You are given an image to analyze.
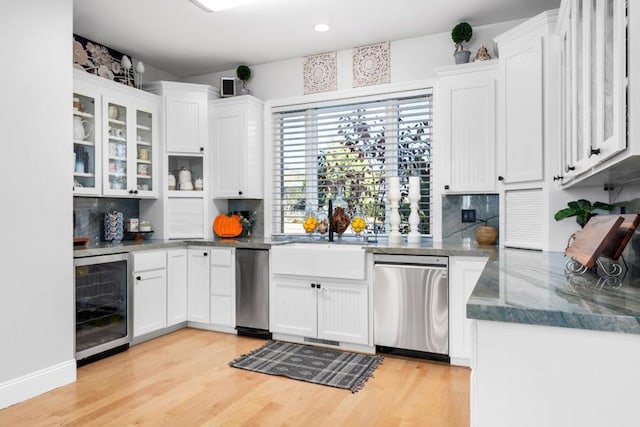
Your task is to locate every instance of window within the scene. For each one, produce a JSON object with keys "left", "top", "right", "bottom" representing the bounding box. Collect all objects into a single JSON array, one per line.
[{"left": 271, "top": 91, "right": 433, "bottom": 236}]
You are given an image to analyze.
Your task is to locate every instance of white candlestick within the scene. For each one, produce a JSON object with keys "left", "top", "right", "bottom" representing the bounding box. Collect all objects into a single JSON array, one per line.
[
  {"left": 407, "top": 176, "right": 421, "bottom": 244},
  {"left": 388, "top": 177, "right": 402, "bottom": 245}
]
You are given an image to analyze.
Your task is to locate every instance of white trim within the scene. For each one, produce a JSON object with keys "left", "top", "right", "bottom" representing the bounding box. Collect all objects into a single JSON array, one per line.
[
  {"left": 266, "top": 79, "right": 437, "bottom": 110},
  {"left": 494, "top": 9, "right": 559, "bottom": 44},
  {"left": 0, "top": 360, "right": 76, "bottom": 409}
]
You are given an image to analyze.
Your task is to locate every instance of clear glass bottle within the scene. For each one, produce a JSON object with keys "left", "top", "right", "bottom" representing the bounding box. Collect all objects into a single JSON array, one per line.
[{"left": 331, "top": 189, "right": 350, "bottom": 238}]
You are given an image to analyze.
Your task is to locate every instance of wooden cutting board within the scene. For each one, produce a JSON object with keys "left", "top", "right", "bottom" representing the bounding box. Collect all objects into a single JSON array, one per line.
[
  {"left": 565, "top": 215, "right": 624, "bottom": 268},
  {"left": 601, "top": 213, "right": 640, "bottom": 260}
]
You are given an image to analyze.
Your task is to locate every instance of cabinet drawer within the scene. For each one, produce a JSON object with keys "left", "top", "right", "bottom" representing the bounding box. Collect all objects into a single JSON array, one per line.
[
  {"left": 132, "top": 250, "right": 166, "bottom": 272},
  {"left": 210, "top": 248, "right": 232, "bottom": 266}
]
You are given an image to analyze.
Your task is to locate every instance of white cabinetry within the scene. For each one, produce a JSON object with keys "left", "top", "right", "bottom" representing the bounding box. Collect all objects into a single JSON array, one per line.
[
  {"left": 146, "top": 82, "right": 214, "bottom": 154},
  {"left": 73, "top": 78, "right": 102, "bottom": 196},
  {"left": 449, "top": 256, "right": 488, "bottom": 367},
  {"left": 271, "top": 276, "right": 369, "bottom": 346},
  {"left": 73, "top": 69, "right": 160, "bottom": 198},
  {"left": 102, "top": 96, "right": 159, "bottom": 197},
  {"left": 166, "top": 248, "right": 188, "bottom": 326},
  {"left": 209, "top": 247, "right": 235, "bottom": 330},
  {"left": 495, "top": 11, "right": 558, "bottom": 251},
  {"left": 558, "top": 0, "right": 627, "bottom": 184},
  {"left": 142, "top": 82, "right": 222, "bottom": 240},
  {"left": 211, "top": 95, "right": 264, "bottom": 199},
  {"left": 187, "top": 248, "right": 210, "bottom": 323},
  {"left": 132, "top": 251, "right": 167, "bottom": 338},
  {"left": 270, "top": 245, "right": 372, "bottom": 350},
  {"left": 436, "top": 61, "right": 497, "bottom": 193}
]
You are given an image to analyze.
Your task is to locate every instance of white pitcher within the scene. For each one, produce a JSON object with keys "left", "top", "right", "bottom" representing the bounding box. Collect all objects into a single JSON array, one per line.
[{"left": 73, "top": 116, "right": 92, "bottom": 140}]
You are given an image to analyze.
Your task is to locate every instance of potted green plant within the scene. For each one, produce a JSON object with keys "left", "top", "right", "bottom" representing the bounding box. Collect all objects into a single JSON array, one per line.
[
  {"left": 236, "top": 65, "right": 251, "bottom": 95},
  {"left": 451, "top": 22, "right": 473, "bottom": 64},
  {"left": 554, "top": 199, "right": 614, "bottom": 228}
]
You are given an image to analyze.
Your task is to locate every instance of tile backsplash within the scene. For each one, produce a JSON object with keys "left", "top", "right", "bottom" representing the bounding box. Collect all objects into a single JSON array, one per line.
[
  {"left": 74, "top": 197, "right": 139, "bottom": 243},
  {"left": 442, "top": 194, "right": 499, "bottom": 243}
]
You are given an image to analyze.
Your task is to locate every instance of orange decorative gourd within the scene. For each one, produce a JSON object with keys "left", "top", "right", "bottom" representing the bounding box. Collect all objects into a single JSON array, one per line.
[{"left": 213, "top": 213, "right": 243, "bottom": 238}]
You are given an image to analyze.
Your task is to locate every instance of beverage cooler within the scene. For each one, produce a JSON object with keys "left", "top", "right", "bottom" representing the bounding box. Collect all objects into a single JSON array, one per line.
[{"left": 74, "top": 252, "right": 130, "bottom": 364}]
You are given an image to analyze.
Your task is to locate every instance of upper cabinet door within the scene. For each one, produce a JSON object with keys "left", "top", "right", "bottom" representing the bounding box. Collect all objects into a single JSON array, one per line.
[
  {"left": 500, "top": 36, "right": 544, "bottom": 184},
  {"left": 437, "top": 62, "right": 498, "bottom": 194},
  {"left": 165, "top": 95, "right": 208, "bottom": 154},
  {"left": 102, "top": 98, "right": 133, "bottom": 196},
  {"left": 559, "top": 0, "right": 627, "bottom": 182},
  {"left": 210, "top": 96, "right": 264, "bottom": 199},
  {"left": 73, "top": 80, "right": 102, "bottom": 196}
]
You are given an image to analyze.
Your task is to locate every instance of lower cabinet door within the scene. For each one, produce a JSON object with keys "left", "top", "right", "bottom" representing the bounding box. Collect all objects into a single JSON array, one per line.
[
  {"left": 167, "top": 249, "right": 188, "bottom": 326},
  {"left": 449, "top": 256, "right": 488, "bottom": 366},
  {"left": 187, "top": 249, "right": 210, "bottom": 323},
  {"left": 317, "top": 282, "right": 368, "bottom": 345},
  {"left": 271, "top": 277, "right": 317, "bottom": 337},
  {"left": 133, "top": 269, "right": 167, "bottom": 337}
]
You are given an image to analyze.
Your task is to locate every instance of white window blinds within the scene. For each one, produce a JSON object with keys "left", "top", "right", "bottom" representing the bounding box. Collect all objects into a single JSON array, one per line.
[{"left": 271, "top": 91, "right": 433, "bottom": 236}]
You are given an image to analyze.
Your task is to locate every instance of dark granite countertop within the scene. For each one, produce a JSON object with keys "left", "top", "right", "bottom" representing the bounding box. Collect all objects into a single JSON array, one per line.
[
  {"left": 467, "top": 248, "right": 640, "bottom": 335},
  {"left": 73, "top": 236, "right": 496, "bottom": 258}
]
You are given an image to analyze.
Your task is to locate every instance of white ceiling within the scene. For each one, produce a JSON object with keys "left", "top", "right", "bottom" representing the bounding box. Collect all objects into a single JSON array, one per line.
[{"left": 73, "top": 0, "right": 560, "bottom": 78}]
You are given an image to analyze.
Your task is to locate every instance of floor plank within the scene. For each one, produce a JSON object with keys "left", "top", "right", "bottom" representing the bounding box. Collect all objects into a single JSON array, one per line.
[{"left": 0, "top": 329, "right": 470, "bottom": 426}]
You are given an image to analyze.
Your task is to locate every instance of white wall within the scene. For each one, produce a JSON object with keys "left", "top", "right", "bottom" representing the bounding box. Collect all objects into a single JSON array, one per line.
[
  {"left": 0, "top": 0, "right": 76, "bottom": 408},
  {"left": 185, "top": 19, "right": 525, "bottom": 100}
]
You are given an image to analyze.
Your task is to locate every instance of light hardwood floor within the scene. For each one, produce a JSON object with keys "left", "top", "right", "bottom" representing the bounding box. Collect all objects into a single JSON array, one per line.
[{"left": 0, "top": 329, "right": 470, "bottom": 426}]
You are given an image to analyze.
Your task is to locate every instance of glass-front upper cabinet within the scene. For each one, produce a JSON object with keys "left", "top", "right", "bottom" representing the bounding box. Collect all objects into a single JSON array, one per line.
[
  {"left": 135, "top": 108, "right": 155, "bottom": 195},
  {"left": 102, "top": 96, "right": 158, "bottom": 198},
  {"left": 104, "top": 101, "right": 130, "bottom": 195},
  {"left": 558, "top": 0, "right": 627, "bottom": 182},
  {"left": 73, "top": 80, "right": 102, "bottom": 196}
]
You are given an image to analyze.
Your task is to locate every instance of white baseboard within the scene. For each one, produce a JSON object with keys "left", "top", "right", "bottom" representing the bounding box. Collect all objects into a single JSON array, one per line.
[{"left": 0, "top": 359, "right": 76, "bottom": 409}]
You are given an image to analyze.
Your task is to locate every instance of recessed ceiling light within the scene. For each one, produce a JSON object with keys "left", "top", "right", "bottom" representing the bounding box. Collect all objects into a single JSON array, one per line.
[
  {"left": 189, "top": 0, "right": 253, "bottom": 12},
  {"left": 314, "top": 23, "right": 330, "bottom": 32}
]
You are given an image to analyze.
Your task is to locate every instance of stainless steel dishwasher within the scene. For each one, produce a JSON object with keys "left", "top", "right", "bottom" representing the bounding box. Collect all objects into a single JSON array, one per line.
[
  {"left": 374, "top": 255, "right": 449, "bottom": 361},
  {"left": 235, "top": 248, "right": 271, "bottom": 339}
]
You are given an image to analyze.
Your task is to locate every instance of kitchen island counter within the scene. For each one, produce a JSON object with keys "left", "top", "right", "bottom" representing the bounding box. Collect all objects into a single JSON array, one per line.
[{"left": 467, "top": 248, "right": 640, "bottom": 334}]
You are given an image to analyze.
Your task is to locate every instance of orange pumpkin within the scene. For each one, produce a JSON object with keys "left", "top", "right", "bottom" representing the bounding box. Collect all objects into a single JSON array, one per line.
[{"left": 213, "top": 213, "right": 243, "bottom": 237}]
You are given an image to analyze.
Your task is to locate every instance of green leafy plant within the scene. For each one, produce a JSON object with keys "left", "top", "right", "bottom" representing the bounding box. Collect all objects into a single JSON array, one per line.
[
  {"left": 451, "top": 22, "right": 473, "bottom": 46},
  {"left": 236, "top": 65, "right": 251, "bottom": 82},
  {"left": 554, "top": 199, "right": 614, "bottom": 228}
]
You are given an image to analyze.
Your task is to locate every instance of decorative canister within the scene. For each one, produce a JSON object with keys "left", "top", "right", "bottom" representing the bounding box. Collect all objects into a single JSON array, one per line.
[
  {"left": 104, "top": 211, "right": 124, "bottom": 242},
  {"left": 475, "top": 225, "right": 497, "bottom": 245},
  {"left": 194, "top": 176, "right": 203, "bottom": 191},
  {"left": 168, "top": 173, "right": 176, "bottom": 190}
]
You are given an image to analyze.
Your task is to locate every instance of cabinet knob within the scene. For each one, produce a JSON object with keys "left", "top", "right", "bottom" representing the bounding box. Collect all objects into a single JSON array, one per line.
[
  {"left": 200, "top": 147, "right": 204, "bottom": 152},
  {"left": 134, "top": 190, "right": 138, "bottom": 195},
  {"left": 553, "top": 175, "right": 564, "bottom": 182},
  {"left": 128, "top": 189, "right": 134, "bottom": 194},
  {"left": 444, "top": 185, "right": 450, "bottom": 190},
  {"left": 498, "top": 176, "right": 504, "bottom": 181},
  {"left": 311, "top": 283, "right": 316, "bottom": 288},
  {"left": 136, "top": 276, "right": 141, "bottom": 281},
  {"left": 590, "top": 147, "right": 601, "bottom": 156},
  {"left": 316, "top": 283, "right": 321, "bottom": 289},
  {"left": 238, "top": 191, "right": 243, "bottom": 196},
  {"left": 203, "top": 252, "right": 208, "bottom": 256},
  {"left": 567, "top": 165, "right": 576, "bottom": 171}
]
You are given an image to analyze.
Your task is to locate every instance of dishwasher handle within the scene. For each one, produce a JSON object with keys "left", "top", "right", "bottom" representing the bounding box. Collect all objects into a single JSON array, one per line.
[{"left": 374, "top": 254, "right": 448, "bottom": 268}]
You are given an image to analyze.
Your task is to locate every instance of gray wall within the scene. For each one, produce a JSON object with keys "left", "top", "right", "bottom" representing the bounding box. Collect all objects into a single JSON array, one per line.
[{"left": 0, "top": 0, "right": 75, "bottom": 407}]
